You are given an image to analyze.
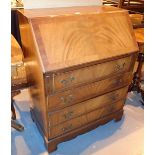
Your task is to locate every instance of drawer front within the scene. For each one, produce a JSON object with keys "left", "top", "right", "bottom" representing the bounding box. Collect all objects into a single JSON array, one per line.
[
  {"left": 48, "top": 87, "right": 128, "bottom": 126},
  {"left": 48, "top": 100, "right": 124, "bottom": 139},
  {"left": 86, "top": 100, "right": 124, "bottom": 124},
  {"left": 45, "top": 56, "right": 134, "bottom": 94},
  {"left": 47, "top": 72, "right": 132, "bottom": 111}
]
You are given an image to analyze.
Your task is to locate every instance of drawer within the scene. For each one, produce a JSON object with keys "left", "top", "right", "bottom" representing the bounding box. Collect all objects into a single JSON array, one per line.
[
  {"left": 45, "top": 55, "right": 134, "bottom": 94},
  {"left": 86, "top": 100, "right": 124, "bottom": 124},
  {"left": 48, "top": 87, "right": 128, "bottom": 126},
  {"left": 47, "top": 72, "right": 132, "bottom": 111},
  {"left": 48, "top": 100, "right": 124, "bottom": 139}
]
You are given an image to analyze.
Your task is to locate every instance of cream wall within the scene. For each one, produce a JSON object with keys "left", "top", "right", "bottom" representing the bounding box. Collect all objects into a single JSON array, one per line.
[{"left": 24, "top": 0, "right": 102, "bottom": 9}]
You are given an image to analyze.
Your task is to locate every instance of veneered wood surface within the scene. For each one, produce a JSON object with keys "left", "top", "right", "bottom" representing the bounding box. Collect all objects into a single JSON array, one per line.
[
  {"left": 47, "top": 72, "right": 132, "bottom": 111},
  {"left": 48, "top": 87, "right": 128, "bottom": 126},
  {"left": 31, "top": 107, "right": 123, "bottom": 152},
  {"left": 18, "top": 13, "right": 48, "bottom": 136},
  {"left": 47, "top": 56, "right": 133, "bottom": 93},
  {"left": 129, "top": 14, "right": 144, "bottom": 25},
  {"left": 134, "top": 28, "right": 144, "bottom": 43},
  {"left": 18, "top": 6, "right": 138, "bottom": 72},
  {"left": 134, "top": 28, "right": 144, "bottom": 53},
  {"left": 17, "top": 6, "right": 138, "bottom": 153},
  {"left": 11, "top": 35, "right": 27, "bottom": 85},
  {"left": 48, "top": 100, "right": 124, "bottom": 139},
  {"left": 11, "top": 35, "right": 23, "bottom": 63}
]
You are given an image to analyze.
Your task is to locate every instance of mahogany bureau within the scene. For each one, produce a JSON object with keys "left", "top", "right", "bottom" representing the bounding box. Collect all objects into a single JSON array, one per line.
[{"left": 18, "top": 6, "right": 139, "bottom": 153}]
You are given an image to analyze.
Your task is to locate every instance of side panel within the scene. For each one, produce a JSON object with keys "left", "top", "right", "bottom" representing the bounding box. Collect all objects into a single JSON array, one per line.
[{"left": 18, "top": 12, "right": 48, "bottom": 137}]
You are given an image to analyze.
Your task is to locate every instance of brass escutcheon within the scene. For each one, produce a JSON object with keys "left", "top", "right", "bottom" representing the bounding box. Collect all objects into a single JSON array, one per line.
[
  {"left": 60, "top": 76, "right": 75, "bottom": 86},
  {"left": 63, "top": 111, "right": 74, "bottom": 119},
  {"left": 111, "top": 93, "right": 119, "bottom": 101},
  {"left": 115, "top": 62, "right": 126, "bottom": 71},
  {"left": 60, "top": 94, "right": 74, "bottom": 104}
]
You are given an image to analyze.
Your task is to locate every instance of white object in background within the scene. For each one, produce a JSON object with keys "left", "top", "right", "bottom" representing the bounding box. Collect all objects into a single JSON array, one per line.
[{"left": 24, "top": 0, "right": 102, "bottom": 9}]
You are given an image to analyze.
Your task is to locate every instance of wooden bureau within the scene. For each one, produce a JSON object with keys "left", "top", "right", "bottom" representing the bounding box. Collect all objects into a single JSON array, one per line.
[{"left": 18, "top": 6, "right": 138, "bottom": 153}]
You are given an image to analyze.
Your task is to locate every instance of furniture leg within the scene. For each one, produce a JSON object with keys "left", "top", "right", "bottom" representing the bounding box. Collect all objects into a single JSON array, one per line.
[
  {"left": 128, "top": 53, "right": 144, "bottom": 95},
  {"left": 11, "top": 99, "right": 16, "bottom": 120},
  {"left": 114, "top": 110, "right": 123, "bottom": 122},
  {"left": 11, "top": 120, "right": 24, "bottom": 131},
  {"left": 11, "top": 90, "right": 24, "bottom": 131}
]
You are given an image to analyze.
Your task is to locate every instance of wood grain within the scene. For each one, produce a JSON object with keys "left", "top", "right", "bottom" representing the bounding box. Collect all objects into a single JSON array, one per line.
[
  {"left": 47, "top": 72, "right": 132, "bottom": 111},
  {"left": 18, "top": 12, "right": 48, "bottom": 137},
  {"left": 31, "top": 108, "right": 123, "bottom": 152},
  {"left": 49, "top": 56, "right": 133, "bottom": 92},
  {"left": 134, "top": 28, "right": 144, "bottom": 43},
  {"left": 19, "top": 6, "right": 138, "bottom": 72},
  {"left": 134, "top": 28, "right": 144, "bottom": 53},
  {"left": 11, "top": 34, "right": 23, "bottom": 63},
  {"left": 11, "top": 34, "right": 27, "bottom": 85},
  {"left": 48, "top": 100, "right": 124, "bottom": 139},
  {"left": 48, "top": 87, "right": 128, "bottom": 126},
  {"left": 18, "top": 6, "right": 138, "bottom": 153}
]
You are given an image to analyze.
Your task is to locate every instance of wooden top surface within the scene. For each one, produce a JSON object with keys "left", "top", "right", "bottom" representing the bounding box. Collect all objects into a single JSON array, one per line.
[
  {"left": 134, "top": 28, "right": 144, "bottom": 43},
  {"left": 11, "top": 35, "right": 23, "bottom": 63},
  {"left": 18, "top": 6, "right": 138, "bottom": 72},
  {"left": 18, "top": 5, "right": 125, "bottom": 19}
]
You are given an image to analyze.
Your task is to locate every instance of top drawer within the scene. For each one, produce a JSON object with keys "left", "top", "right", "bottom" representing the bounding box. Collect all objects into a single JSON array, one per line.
[{"left": 45, "top": 55, "right": 134, "bottom": 94}]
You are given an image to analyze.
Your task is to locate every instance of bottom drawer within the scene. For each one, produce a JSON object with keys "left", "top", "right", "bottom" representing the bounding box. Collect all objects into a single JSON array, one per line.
[{"left": 48, "top": 100, "right": 124, "bottom": 139}]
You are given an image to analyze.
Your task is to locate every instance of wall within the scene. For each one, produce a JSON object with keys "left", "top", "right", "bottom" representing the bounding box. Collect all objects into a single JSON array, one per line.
[{"left": 24, "top": 0, "right": 102, "bottom": 9}]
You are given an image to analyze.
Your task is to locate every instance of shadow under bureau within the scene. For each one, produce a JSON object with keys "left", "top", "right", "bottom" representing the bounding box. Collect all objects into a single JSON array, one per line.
[{"left": 18, "top": 5, "right": 139, "bottom": 153}]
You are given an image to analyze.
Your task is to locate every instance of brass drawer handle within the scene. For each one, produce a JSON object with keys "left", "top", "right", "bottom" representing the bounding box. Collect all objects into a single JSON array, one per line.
[
  {"left": 60, "top": 76, "right": 75, "bottom": 86},
  {"left": 111, "top": 78, "right": 123, "bottom": 87},
  {"left": 63, "top": 111, "right": 74, "bottom": 120},
  {"left": 115, "top": 63, "right": 126, "bottom": 71},
  {"left": 113, "top": 79, "right": 123, "bottom": 85},
  {"left": 61, "top": 124, "right": 73, "bottom": 132},
  {"left": 60, "top": 95, "right": 74, "bottom": 104},
  {"left": 117, "top": 79, "right": 123, "bottom": 84}
]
